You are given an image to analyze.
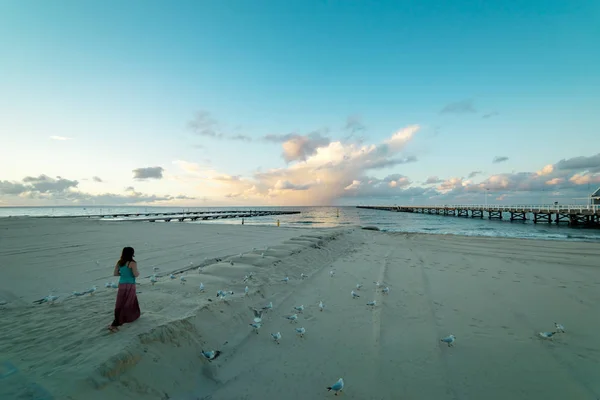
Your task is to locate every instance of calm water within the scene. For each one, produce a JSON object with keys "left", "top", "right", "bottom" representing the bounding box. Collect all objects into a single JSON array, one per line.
[{"left": 1, "top": 206, "right": 600, "bottom": 243}]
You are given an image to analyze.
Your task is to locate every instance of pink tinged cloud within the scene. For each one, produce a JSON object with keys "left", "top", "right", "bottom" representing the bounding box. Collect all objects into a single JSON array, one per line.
[
  {"left": 569, "top": 173, "right": 600, "bottom": 185},
  {"left": 545, "top": 178, "right": 564, "bottom": 185},
  {"left": 205, "top": 124, "right": 421, "bottom": 205}
]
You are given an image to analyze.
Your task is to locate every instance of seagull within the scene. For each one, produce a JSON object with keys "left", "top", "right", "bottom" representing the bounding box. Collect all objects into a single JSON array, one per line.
[
  {"left": 282, "top": 277, "right": 289, "bottom": 283},
  {"left": 201, "top": 350, "right": 222, "bottom": 362},
  {"left": 329, "top": 270, "right": 335, "bottom": 277},
  {"left": 301, "top": 273, "right": 308, "bottom": 279},
  {"left": 34, "top": 294, "right": 59, "bottom": 304},
  {"left": 104, "top": 282, "right": 112, "bottom": 288},
  {"left": 199, "top": 282, "right": 205, "bottom": 292},
  {"left": 295, "top": 327, "right": 306, "bottom": 337},
  {"left": 356, "top": 283, "right": 362, "bottom": 290},
  {"left": 249, "top": 307, "right": 263, "bottom": 323},
  {"left": 294, "top": 305, "right": 304, "bottom": 313},
  {"left": 318, "top": 300, "right": 325, "bottom": 311},
  {"left": 554, "top": 323, "right": 565, "bottom": 333},
  {"left": 285, "top": 314, "right": 298, "bottom": 323},
  {"left": 261, "top": 253, "right": 265, "bottom": 258},
  {"left": 150, "top": 275, "right": 158, "bottom": 285},
  {"left": 252, "top": 247, "right": 257, "bottom": 251},
  {"left": 170, "top": 274, "right": 176, "bottom": 279},
  {"left": 153, "top": 267, "right": 160, "bottom": 272},
  {"left": 229, "top": 260, "right": 234, "bottom": 266},
  {"left": 180, "top": 276, "right": 187, "bottom": 284},
  {"left": 538, "top": 331, "right": 557, "bottom": 340},
  {"left": 374, "top": 281, "right": 382, "bottom": 288},
  {"left": 249, "top": 322, "right": 261, "bottom": 333},
  {"left": 189, "top": 262, "right": 194, "bottom": 267},
  {"left": 351, "top": 290, "right": 360, "bottom": 299},
  {"left": 95, "top": 260, "right": 100, "bottom": 266},
  {"left": 197, "top": 267, "right": 202, "bottom": 274},
  {"left": 245, "top": 286, "right": 249, "bottom": 295},
  {"left": 238, "top": 253, "right": 243, "bottom": 257},
  {"left": 217, "top": 290, "right": 234, "bottom": 299},
  {"left": 366, "top": 300, "right": 377, "bottom": 307},
  {"left": 326, "top": 378, "right": 344, "bottom": 396},
  {"left": 382, "top": 287, "right": 390, "bottom": 294},
  {"left": 248, "top": 307, "right": 263, "bottom": 323},
  {"left": 104, "top": 281, "right": 117, "bottom": 289},
  {"left": 441, "top": 334, "right": 456, "bottom": 347},
  {"left": 271, "top": 332, "right": 282, "bottom": 344},
  {"left": 262, "top": 301, "right": 273, "bottom": 311}
]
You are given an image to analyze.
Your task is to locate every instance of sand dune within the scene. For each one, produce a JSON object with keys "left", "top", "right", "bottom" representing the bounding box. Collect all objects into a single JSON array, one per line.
[{"left": 1, "top": 218, "right": 600, "bottom": 399}]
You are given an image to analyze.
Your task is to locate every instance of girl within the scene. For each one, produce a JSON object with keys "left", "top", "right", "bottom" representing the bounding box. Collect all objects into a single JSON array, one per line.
[{"left": 108, "top": 247, "right": 141, "bottom": 332}]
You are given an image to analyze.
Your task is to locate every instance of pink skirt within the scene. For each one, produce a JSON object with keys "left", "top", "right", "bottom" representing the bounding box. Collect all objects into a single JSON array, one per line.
[{"left": 111, "top": 283, "right": 140, "bottom": 327}]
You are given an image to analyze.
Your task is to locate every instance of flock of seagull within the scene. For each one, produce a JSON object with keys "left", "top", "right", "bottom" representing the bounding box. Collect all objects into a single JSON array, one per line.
[{"left": 31, "top": 251, "right": 568, "bottom": 397}]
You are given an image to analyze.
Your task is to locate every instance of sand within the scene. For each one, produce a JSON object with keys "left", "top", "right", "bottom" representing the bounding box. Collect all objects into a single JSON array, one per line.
[{"left": 1, "top": 217, "right": 600, "bottom": 399}]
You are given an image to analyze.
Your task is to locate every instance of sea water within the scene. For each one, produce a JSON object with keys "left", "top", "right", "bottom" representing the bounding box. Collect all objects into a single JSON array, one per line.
[{"left": 1, "top": 205, "right": 599, "bottom": 243}]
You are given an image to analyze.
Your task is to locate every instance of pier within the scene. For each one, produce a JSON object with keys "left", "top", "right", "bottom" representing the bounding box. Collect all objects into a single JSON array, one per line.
[
  {"left": 357, "top": 205, "right": 600, "bottom": 227},
  {"left": 40, "top": 210, "right": 299, "bottom": 219},
  {"left": 129, "top": 210, "right": 300, "bottom": 222}
]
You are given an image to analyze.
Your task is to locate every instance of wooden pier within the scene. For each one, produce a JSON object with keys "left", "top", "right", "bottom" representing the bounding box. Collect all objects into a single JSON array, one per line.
[
  {"left": 40, "top": 210, "right": 299, "bottom": 219},
  {"left": 129, "top": 210, "right": 300, "bottom": 223},
  {"left": 357, "top": 205, "right": 600, "bottom": 227}
]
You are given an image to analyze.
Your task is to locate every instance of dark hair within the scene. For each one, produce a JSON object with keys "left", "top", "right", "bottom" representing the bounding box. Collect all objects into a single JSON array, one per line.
[{"left": 118, "top": 247, "right": 135, "bottom": 267}]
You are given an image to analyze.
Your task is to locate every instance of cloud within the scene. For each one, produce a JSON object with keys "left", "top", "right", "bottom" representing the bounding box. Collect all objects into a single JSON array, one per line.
[
  {"left": 264, "top": 131, "right": 331, "bottom": 163},
  {"left": 482, "top": 111, "right": 499, "bottom": 119},
  {"left": 493, "top": 156, "right": 509, "bottom": 164},
  {"left": 188, "top": 110, "right": 253, "bottom": 142},
  {"left": 230, "top": 134, "right": 252, "bottom": 142},
  {"left": 554, "top": 153, "right": 600, "bottom": 172},
  {"left": 344, "top": 115, "right": 366, "bottom": 133},
  {"left": 92, "top": 176, "right": 103, "bottom": 183},
  {"left": 49, "top": 136, "right": 71, "bottom": 141},
  {"left": 0, "top": 176, "right": 177, "bottom": 205},
  {"left": 273, "top": 180, "right": 312, "bottom": 190},
  {"left": 132, "top": 166, "right": 164, "bottom": 180},
  {"left": 425, "top": 176, "right": 443, "bottom": 184},
  {"left": 440, "top": 99, "right": 476, "bottom": 114},
  {"left": 467, "top": 170, "right": 482, "bottom": 179},
  {"left": 0, "top": 181, "right": 27, "bottom": 195},
  {"left": 198, "top": 124, "right": 422, "bottom": 205},
  {"left": 22, "top": 175, "right": 78, "bottom": 193},
  {"left": 213, "top": 174, "right": 241, "bottom": 181},
  {"left": 188, "top": 110, "right": 221, "bottom": 138}
]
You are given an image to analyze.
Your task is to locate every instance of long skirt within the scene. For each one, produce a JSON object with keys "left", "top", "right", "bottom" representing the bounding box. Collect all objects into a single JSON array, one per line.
[{"left": 111, "top": 283, "right": 140, "bottom": 327}]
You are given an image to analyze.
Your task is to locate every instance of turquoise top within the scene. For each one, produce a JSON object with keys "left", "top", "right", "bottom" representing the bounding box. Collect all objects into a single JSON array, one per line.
[{"left": 119, "top": 263, "right": 136, "bottom": 284}]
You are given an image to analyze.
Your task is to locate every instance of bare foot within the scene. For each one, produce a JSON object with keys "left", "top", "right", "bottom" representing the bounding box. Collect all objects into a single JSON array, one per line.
[{"left": 107, "top": 325, "right": 119, "bottom": 333}]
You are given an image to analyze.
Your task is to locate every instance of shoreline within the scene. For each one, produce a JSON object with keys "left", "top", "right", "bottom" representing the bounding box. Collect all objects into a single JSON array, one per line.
[{"left": 2, "top": 218, "right": 600, "bottom": 398}]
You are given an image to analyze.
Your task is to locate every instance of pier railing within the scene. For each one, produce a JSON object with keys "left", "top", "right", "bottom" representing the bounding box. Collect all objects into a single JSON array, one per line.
[{"left": 432, "top": 204, "right": 600, "bottom": 213}]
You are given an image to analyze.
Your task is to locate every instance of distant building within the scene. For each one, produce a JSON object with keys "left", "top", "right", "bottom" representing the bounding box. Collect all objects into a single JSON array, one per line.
[{"left": 592, "top": 186, "right": 600, "bottom": 205}]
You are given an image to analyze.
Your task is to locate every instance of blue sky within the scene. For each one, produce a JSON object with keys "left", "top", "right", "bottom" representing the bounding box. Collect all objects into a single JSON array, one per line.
[{"left": 1, "top": 0, "right": 599, "bottom": 206}]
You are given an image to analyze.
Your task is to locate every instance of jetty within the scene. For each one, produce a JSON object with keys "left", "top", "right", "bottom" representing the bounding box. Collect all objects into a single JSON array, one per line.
[
  {"left": 357, "top": 205, "right": 600, "bottom": 227},
  {"left": 129, "top": 210, "right": 300, "bottom": 222},
  {"left": 40, "top": 210, "right": 300, "bottom": 221}
]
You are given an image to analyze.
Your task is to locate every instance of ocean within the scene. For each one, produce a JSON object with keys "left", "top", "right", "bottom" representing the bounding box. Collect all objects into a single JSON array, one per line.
[{"left": 1, "top": 205, "right": 600, "bottom": 243}]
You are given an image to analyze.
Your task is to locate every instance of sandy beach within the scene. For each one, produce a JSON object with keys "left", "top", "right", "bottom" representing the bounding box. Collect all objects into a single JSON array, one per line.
[{"left": 1, "top": 217, "right": 600, "bottom": 399}]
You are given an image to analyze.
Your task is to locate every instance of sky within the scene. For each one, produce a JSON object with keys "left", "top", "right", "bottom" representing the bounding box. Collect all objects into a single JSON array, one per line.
[{"left": 1, "top": 0, "right": 599, "bottom": 207}]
